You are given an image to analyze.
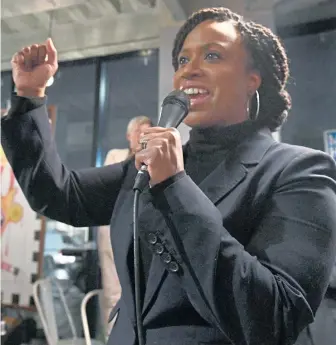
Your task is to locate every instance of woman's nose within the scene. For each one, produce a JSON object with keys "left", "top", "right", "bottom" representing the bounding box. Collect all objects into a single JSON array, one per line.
[{"left": 181, "top": 59, "right": 203, "bottom": 79}]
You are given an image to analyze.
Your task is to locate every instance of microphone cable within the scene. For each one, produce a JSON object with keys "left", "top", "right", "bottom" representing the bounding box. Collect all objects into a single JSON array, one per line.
[
  {"left": 133, "top": 188, "right": 145, "bottom": 345},
  {"left": 132, "top": 166, "right": 150, "bottom": 345}
]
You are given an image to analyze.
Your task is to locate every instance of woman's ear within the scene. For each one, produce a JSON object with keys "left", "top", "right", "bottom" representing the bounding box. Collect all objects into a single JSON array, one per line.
[{"left": 247, "top": 70, "right": 261, "bottom": 95}]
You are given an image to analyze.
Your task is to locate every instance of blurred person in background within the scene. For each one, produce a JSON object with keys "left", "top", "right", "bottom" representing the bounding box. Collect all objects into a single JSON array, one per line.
[
  {"left": 98, "top": 116, "right": 152, "bottom": 338},
  {"left": 104, "top": 116, "right": 153, "bottom": 164}
]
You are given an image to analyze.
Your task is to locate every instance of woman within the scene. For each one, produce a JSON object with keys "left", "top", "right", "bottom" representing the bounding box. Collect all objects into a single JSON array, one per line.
[{"left": 2, "top": 7, "right": 336, "bottom": 345}]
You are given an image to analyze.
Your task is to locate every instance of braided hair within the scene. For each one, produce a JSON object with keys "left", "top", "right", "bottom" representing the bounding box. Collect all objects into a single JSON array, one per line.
[{"left": 172, "top": 7, "right": 291, "bottom": 131}]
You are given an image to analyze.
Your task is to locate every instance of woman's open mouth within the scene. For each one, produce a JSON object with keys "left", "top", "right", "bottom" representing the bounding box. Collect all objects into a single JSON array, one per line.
[{"left": 182, "top": 87, "right": 211, "bottom": 107}]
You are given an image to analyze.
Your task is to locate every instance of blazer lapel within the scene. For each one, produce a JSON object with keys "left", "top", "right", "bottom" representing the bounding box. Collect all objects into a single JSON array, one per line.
[
  {"left": 199, "top": 158, "right": 248, "bottom": 205},
  {"left": 198, "top": 127, "right": 275, "bottom": 204}
]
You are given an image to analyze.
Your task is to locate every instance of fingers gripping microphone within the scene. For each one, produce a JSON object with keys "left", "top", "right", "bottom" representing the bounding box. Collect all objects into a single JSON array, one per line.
[{"left": 133, "top": 90, "right": 190, "bottom": 192}]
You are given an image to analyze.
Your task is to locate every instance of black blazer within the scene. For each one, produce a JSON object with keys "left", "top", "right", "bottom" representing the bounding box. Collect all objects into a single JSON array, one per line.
[{"left": 2, "top": 99, "right": 336, "bottom": 345}]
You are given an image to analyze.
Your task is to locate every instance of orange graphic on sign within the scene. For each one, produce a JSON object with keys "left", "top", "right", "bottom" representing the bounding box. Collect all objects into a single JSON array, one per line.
[{"left": 1, "top": 146, "right": 24, "bottom": 260}]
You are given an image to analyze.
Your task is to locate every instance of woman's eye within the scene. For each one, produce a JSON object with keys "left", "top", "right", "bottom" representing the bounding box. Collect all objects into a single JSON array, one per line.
[
  {"left": 205, "top": 52, "right": 221, "bottom": 60},
  {"left": 178, "top": 56, "right": 189, "bottom": 66}
]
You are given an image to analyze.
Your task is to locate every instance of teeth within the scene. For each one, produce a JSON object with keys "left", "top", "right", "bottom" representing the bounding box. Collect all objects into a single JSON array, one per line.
[{"left": 183, "top": 88, "right": 208, "bottom": 95}]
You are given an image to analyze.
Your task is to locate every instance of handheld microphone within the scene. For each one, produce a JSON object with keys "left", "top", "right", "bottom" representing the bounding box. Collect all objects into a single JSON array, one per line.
[{"left": 133, "top": 90, "right": 190, "bottom": 192}]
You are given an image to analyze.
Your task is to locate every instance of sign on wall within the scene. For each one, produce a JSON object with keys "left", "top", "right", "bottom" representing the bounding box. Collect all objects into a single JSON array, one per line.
[
  {"left": 1, "top": 105, "right": 56, "bottom": 310},
  {"left": 324, "top": 129, "right": 336, "bottom": 160}
]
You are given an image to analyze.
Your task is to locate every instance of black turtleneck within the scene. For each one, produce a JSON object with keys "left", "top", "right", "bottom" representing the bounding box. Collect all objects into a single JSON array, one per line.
[
  {"left": 140, "top": 120, "right": 261, "bottom": 299},
  {"left": 184, "top": 120, "right": 260, "bottom": 185}
]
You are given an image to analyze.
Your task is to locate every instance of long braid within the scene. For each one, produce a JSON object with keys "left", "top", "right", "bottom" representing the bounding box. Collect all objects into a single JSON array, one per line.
[{"left": 172, "top": 7, "right": 291, "bottom": 131}]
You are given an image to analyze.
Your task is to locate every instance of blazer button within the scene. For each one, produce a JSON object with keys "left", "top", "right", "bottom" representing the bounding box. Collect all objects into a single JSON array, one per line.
[
  {"left": 168, "top": 261, "right": 179, "bottom": 273},
  {"left": 161, "top": 252, "right": 172, "bottom": 264},
  {"left": 154, "top": 243, "right": 164, "bottom": 255},
  {"left": 147, "top": 233, "right": 157, "bottom": 244}
]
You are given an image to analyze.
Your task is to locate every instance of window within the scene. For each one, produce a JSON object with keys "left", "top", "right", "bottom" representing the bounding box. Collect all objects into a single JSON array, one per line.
[
  {"left": 97, "top": 50, "right": 159, "bottom": 165},
  {"left": 280, "top": 30, "right": 336, "bottom": 150},
  {"left": 43, "top": 61, "right": 96, "bottom": 280},
  {"left": 46, "top": 60, "right": 97, "bottom": 170}
]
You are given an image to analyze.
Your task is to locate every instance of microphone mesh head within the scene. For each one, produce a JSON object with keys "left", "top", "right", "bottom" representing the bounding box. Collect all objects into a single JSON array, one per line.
[{"left": 162, "top": 90, "right": 190, "bottom": 112}]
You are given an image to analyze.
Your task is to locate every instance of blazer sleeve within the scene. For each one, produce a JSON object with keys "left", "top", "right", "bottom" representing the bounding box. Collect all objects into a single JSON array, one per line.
[
  {"left": 141, "top": 150, "right": 336, "bottom": 345},
  {"left": 1, "top": 97, "right": 128, "bottom": 227}
]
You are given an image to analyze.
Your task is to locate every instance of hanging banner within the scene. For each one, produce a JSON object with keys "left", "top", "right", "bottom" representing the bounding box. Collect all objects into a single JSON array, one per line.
[
  {"left": 1, "top": 105, "right": 56, "bottom": 310},
  {"left": 1, "top": 145, "right": 43, "bottom": 310}
]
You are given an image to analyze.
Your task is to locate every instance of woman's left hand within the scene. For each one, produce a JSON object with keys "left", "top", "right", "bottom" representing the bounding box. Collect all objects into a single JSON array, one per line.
[{"left": 135, "top": 127, "right": 184, "bottom": 186}]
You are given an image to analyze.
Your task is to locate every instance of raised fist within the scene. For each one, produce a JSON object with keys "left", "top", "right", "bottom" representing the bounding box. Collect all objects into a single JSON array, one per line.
[{"left": 11, "top": 38, "right": 58, "bottom": 97}]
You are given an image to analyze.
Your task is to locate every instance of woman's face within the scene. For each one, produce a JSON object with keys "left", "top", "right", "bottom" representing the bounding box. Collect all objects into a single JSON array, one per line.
[{"left": 173, "top": 20, "right": 261, "bottom": 127}]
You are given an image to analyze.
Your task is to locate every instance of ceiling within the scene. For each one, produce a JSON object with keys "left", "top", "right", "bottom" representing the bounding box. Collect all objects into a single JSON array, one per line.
[
  {"left": 1, "top": 0, "right": 162, "bottom": 71},
  {"left": 1, "top": 0, "right": 335, "bottom": 71}
]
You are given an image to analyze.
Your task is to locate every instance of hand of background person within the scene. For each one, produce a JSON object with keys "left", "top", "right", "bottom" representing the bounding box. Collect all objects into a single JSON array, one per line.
[{"left": 11, "top": 38, "right": 58, "bottom": 98}]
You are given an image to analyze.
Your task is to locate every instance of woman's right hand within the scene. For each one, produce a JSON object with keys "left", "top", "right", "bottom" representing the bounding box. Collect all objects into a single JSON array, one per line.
[{"left": 11, "top": 38, "right": 58, "bottom": 98}]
